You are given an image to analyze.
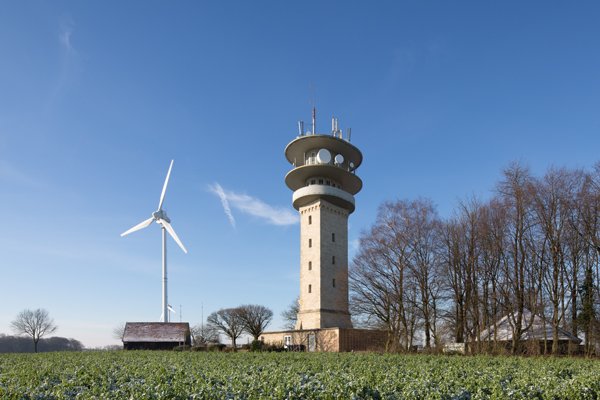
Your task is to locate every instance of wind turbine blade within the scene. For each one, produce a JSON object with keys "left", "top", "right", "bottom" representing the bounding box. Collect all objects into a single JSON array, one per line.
[
  {"left": 157, "top": 160, "right": 174, "bottom": 211},
  {"left": 160, "top": 219, "right": 188, "bottom": 253},
  {"left": 168, "top": 305, "right": 176, "bottom": 313},
  {"left": 120, "top": 217, "right": 154, "bottom": 237}
]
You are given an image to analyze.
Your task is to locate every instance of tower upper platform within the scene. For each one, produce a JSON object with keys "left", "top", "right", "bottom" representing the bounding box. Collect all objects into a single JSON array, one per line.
[
  {"left": 285, "top": 134, "right": 363, "bottom": 170},
  {"left": 285, "top": 133, "right": 363, "bottom": 213}
]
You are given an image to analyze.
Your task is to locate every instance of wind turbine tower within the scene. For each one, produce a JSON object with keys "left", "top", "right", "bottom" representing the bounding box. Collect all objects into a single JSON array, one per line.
[
  {"left": 285, "top": 110, "right": 362, "bottom": 329},
  {"left": 121, "top": 160, "right": 188, "bottom": 323}
]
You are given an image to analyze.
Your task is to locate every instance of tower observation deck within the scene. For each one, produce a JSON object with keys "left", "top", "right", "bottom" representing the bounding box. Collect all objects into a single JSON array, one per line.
[{"left": 285, "top": 111, "right": 363, "bottom": 330}]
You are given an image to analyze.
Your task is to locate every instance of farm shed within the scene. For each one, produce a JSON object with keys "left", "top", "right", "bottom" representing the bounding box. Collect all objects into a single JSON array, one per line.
[
  {"left": 479, "top": 309, "right": 581, "bottom": 354},
  {"left": 122, "top": 322, "right": 191, "bottom": 350}
]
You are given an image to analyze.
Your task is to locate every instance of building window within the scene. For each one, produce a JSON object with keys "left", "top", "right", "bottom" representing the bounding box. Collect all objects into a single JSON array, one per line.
[
  {"left": 309, "top": 215, "right": 312, "bottom": 225},
  {"left": 308, "top": 261, "right": 312, "bottom": 270},
  {"left": 319, "top": 179, "right": 323, "bottom": 184},
  {"left": 326, "top": 180, "right": 330, "bottom": 185},
  {"left": 332, "top": 256, "right": 335, "bottom": 264},
  {"left": 309, "top": 239, "right": 312, "bottom": 248},
  {"left": 332, "top": 279, "right": 336, "bottom": 287},
  {"left": 332, "top": 233, "right": 335, "bottom": 242},
  {"left": 308, "top": 284, "right": 312, "bottom": 293},
  {"left": 311, "top": 179, "right": 316, "bottom": 185}
]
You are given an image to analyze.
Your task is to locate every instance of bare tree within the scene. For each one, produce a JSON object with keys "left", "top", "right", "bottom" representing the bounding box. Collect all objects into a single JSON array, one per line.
[
  {"left": 478, "top": 199, "right": 508, "bottom": 352},
  {"left": 237, "top": 304, "right": 273, "bottom": 340},
  {"left": 402, "top": 198, "right": 443, "bottom": 350},
  {"left": 530, "top": 168, "right": 580, "bottom": 354},
  {"left": 11, "top": 309, "right": 57, "bottom": 353},
  {"left": 350, "top": 200, "right": 433, "bottom": 351},
  {"left": 112, "top": 322, "right": 126, "bottom": 341},
  {"left": 281, "top": 297, "right": 299, "bottom": 330},
  {"left": 497, "top": 163, "right": 538, "bottom": 354},
  {"left": 573, "top": 166, "right": 600, "bottom": 355},
  {"left": 191, "top": 323, "right": 220, "bottom": 345},
  {"left": 207, "top": 308, "right": 244, "bottom": 351},
  {"left": 440, "top": 218, "right": 466, "bottom": 344}
]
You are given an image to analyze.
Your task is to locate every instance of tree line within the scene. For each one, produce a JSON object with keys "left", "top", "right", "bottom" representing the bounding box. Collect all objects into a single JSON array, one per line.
[
  {"left": 2, "top": 308, "right": 82, "bottom": 353},
  {"left": 0, "top": 334, "right": 83, "bottom": 353},
  {"left": 350, "top": 162, "right": 600, "bottom": 355},
  {"left": 194, "top": 304, "right": 273, "bottom": 350}
]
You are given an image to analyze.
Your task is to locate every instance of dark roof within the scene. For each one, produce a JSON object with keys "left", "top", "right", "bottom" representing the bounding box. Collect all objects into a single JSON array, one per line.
[{"left": 123, "top": 322, "right": 190, "bottom": 343}]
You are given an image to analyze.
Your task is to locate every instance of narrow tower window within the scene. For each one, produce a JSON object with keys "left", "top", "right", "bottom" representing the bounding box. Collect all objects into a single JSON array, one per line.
[
  {"left": 332, "top": 256, "right": 336, "bottom": 264},
  {"left": 308, "top": 215, "right": 312, "bottom": 225},
  {"left": 308, "top": 284, "right": 312, "bottom": 293},
  {"left": 309, "top": 238, "right": 312, "bottom": 248},
  {"left": 332, "top": 233, "right": 335, "bottom": 242},
  {"left": 332, "top": 279, "right": 336, "bottom": 288},
  {"left": 308, "top": 261, "right": 312, "bottom": 270}
]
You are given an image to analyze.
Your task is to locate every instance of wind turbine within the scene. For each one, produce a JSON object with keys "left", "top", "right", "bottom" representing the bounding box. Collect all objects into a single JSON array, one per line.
[
  {"left": 159, "top": 305, "right": 177, "bottom": 322},
  {"left": 121, "top": 160, "right": 188, "bottom": 323}
]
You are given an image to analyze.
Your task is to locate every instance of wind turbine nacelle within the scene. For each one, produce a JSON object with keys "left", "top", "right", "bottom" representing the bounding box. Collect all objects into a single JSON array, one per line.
[{"left": 153, "top": 210, "right": 170, "bottom": 223}]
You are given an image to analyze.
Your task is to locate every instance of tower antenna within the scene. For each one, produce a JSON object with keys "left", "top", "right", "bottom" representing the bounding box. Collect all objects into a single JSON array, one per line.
[{"left": 308, "top": 82, "right": 316, "bottom": 135}]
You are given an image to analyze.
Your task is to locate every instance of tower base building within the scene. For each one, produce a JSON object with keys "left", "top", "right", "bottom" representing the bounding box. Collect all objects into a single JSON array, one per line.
[{"left": 261, "top": 327, "right": 387, "bottom": 352}]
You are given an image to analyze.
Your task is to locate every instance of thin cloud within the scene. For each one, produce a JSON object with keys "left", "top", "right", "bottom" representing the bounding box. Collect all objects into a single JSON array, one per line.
[
  {"left": 45, "top": 17, "right": 80, "bottom": 115},
  {"left": 0, "top": 160, "right": 45, "bottom": 188},
  {"left": 208, "top": 183, "right": 236, "bottom": 228},
  {"left": 59, "top": 24, "right": 73, "bottom": 52},
  {"left": 208, "top": 183, "right": 298, "bottom": 227}
]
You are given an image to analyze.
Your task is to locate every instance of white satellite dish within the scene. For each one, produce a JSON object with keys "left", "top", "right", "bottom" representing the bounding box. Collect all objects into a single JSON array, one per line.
[
  {"left": 334, "top": 154, "right": 344, "bottom": 165},
  {"left": 316, "top": 149, "right": 331, "bottom": 164}
]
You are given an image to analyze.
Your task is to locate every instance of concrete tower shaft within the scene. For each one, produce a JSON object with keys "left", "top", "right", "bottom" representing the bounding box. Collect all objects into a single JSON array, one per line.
[{"left": 285, "top": 123, "right": 362, "bottom": 330}]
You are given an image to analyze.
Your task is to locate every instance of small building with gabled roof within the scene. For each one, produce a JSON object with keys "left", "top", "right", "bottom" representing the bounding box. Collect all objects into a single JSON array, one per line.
[
  {"left": 122, "top": 322, "right": 191, "bottom": 350},
  {"left": 479, "top": 309, "right": 581, "bottom": 354}
]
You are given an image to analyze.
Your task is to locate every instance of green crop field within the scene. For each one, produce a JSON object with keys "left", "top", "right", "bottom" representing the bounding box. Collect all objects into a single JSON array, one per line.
[{"left": 1, "top": 351, "right": 599, "bottom": 399}]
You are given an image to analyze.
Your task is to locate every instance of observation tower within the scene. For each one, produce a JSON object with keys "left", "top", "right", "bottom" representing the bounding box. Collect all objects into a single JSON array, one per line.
[{"left": 284, "top": 109, "right": 363, "bottom": 330}]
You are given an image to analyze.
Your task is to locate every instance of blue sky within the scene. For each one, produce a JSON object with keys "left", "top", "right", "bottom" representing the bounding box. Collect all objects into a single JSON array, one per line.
[{"left": 1, "top": 2, "right": 600, "bottom": 347}]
